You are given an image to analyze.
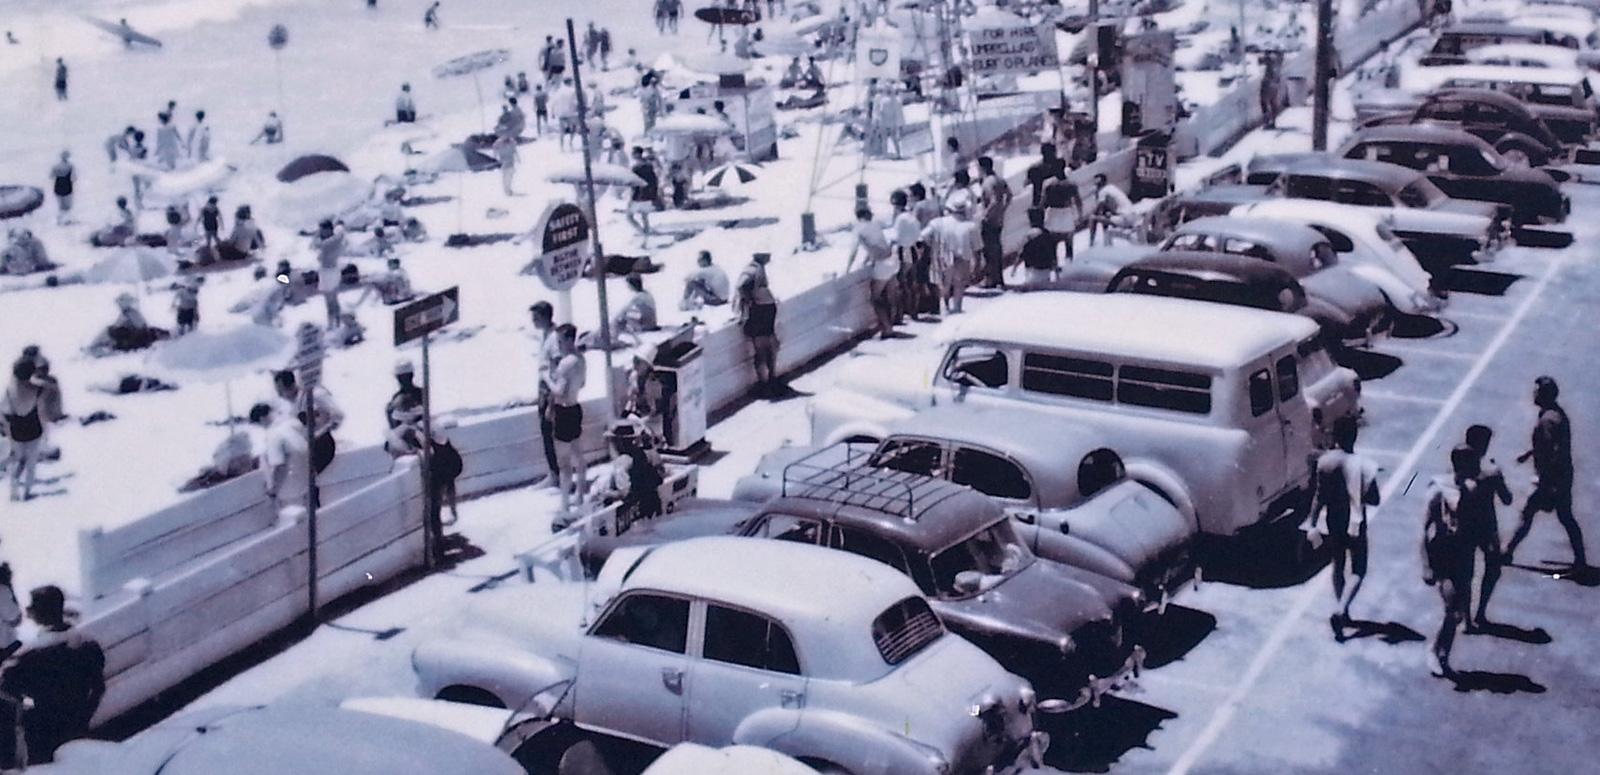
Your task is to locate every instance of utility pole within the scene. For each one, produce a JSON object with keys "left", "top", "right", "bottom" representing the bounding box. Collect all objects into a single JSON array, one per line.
[
  {"left": 1312, "top": 0, "right": 1334, "bottom": 150},
  {"left": 1089, "top": 0, "right": 1100, "bottom": 152},
  {"left": 566, "top": 17, "right": 618, "bottom": 418}
]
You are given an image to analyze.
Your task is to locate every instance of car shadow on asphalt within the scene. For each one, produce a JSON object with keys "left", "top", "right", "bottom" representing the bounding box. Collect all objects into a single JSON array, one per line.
[
  {"left": 1134, "top": 605, "right": 1218, "bottom": 670},
  {"left": 1388, "top": 313, "right": 1453, "bottom": 340},
  {"left": 1041, "top": 695, "right": 1178, "bottom": 773},
  {"left": 1436, "top": 267, "right": 1523, "bottom": 296},
  {"left": 1447, "top": 669, "right": 1547, "bottom": 695},
  {"left": 1197, "top": 526, "right": 1329, "bottom": 590},
  {"left": 1336, "top": 348, "right": 1404, "bottom": 381},
  {"left": 1510, "top": 226, "right": 1573, "bottom": 250}
]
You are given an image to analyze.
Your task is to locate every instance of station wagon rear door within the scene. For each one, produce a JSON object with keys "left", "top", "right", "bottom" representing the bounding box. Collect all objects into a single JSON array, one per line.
[{"left": 1240, "top": 358, "right": 1291, "bottom": 518}]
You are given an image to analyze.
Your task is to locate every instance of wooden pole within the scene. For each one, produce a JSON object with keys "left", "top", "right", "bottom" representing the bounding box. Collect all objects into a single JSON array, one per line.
[
  {"left": 421, "top": 333, "right": 438, "bottom": 567},
  {"left": 566, "top": 18, "right": 618, "bottom": 419},
  {"left": 1313, "top": 0, "right": 1333, "bottom": 150},
  {"left": 304, "top": 387, "right": 318, "bottom": 623}
]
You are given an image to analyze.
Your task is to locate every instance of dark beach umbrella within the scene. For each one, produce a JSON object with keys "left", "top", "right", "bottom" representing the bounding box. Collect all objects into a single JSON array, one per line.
[{"left": 276, "top": 154, "right": 350, "bottom": 183}]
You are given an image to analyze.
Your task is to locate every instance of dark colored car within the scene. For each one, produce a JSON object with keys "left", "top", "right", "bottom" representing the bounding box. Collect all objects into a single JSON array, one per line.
[
  {"left": 1107, "top": 251, "right": 1309, "bottom": 315},
  {"left": 1360, "top": 87, "right": 1592, "bottom": 164},
  {"left": 1338, "top": 125, "right": 1569, "bottom": 224},
  {"left": 1419, "top": 22, "right": 1583, "bottom": 66},
  {"left": 581, "top": 459, "right": 1145, "bottom": 705}
]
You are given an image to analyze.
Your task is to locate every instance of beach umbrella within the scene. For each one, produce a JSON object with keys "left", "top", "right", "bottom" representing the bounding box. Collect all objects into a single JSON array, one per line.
[
  {"left": 277, "top": 154, "right": 349, "bottom": 183},
  {"left": 270, "top": 170, "right": 369, "bottom": 229},
  {"left": 705, "top": 160, "right": 761, "bottom": 187},
  {"left": 148, "top": 159, "right": 236, "bottom": 201},
  {"left": 418, "top": 144, "right": 499, "bottom": 174},
  {"left": 672, "top": 50, "right": 753, "bottom": 76},
  {"left": 433, "top": 48, "right": 512, "bottom": 133},
  {"left": 86, "top": 246, "right": 177, "bottom": 285},
  {"left": 651, "top": 113, "right": 734, "bottom": 135},
  {"left": 146, "top": 323, "right": 293, "bottom": 431},
  {"left": 693, "top": 6, "right": 761, "bottom": 26},
  {"left": 0, "top": 185, "right": 44, "bottom": 220}
]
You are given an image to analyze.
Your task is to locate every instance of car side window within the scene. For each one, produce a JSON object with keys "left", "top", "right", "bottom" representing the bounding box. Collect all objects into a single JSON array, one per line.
[
  {"left": 1021, "top": 352, "right": 1115, "bottom": 401},
  {"left": 942, "top": 344, "right": 1010, "bottom": 389},
  {"left": 749, "top": 513, "right": 827, "bottom": 545},
  {"left": 1222, "top": 238, "right": 1272, "bottom": 260},
  {"left": 1308, "top": 225, "right": 1355, "bottom": 253},
  {"left": 1276, "top": 355, "right": 1301, "bottom": 402},
  {"left": 703, "top": 604, "right": 801, "bottom": 675},
  {"left": 592, "top": 593, "right": 690, "bottom": 654},
  {"left": 1421, "top": 99, "right": 1467, "bottom": 122},
  {"left": 1118, "top": 365, "right": 1214, "bottom": 415},
  {"left": 950, "top": 447, "right": 1032, "bottom": 501},
  {"left": 1284, "top": 174, "right": 1334, "bottom": 200},
  {"left": 1164, "top": 233, "right": 1213, "bottom": 251},
  {"left": 1335, "top": 180, "right": 1392, "bottom": 208},
  {"left": 831, "top": 525, "right": 912, "bottom": 576},
  {"left": 871, "top": 439, "right": 944, "bottom": 477},
  {"left": 1248, "top": 368, "right": 1275, "bottom": 417}
]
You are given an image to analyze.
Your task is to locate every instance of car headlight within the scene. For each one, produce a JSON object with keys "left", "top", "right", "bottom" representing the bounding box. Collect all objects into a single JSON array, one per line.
[
  {"left": 1019, "top": 685, "right": 1037, "bottom": 714},
  {"left": 1057, "top": 635, "right": 1077, "bottom": 656}
]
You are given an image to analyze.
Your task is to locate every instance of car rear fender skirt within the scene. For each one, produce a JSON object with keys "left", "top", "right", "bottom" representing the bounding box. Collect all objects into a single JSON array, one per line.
[
  {"left": 746, "top": 708, "right": 951, "bottom": 775},
  {"left": 1119, "top": 462, "right": 1199, "bottom": 533}
]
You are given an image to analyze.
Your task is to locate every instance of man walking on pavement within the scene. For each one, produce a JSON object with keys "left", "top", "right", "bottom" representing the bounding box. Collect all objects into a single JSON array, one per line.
[
  {"left": 1306, "top": 416, "right": 1380, "bottom": 641},
  {"left": 976, "top": 156, "right": 1011, "bottom": 289},
  {"left": 1506, "top": 376, "right": 1587, "bottom": 571},
  {"left": 1424, "top": 446, "right": 1482, "bottom": 678},
  {"left": 529, "top": 302, "right": 562, "bottom": 485},
  {"left": 1461, "top": 424, "right": 1512, "bottom": 628}
]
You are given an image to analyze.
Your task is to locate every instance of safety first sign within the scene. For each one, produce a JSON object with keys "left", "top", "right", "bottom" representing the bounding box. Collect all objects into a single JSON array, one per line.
[{"left": 967, "top": 23, "right": 1059, "bottom": 78}]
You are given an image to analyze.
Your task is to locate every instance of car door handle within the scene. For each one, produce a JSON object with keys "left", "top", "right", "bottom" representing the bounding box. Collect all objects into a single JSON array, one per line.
[
  {"left": 780, "top": 689, "right": 805, "bottom": 708},
  {"left": 661, "top": 667, "right": 684, "bottom": 695},
  {"left": 1015, "top": 511, "right": 1037, "bottom": 525}
]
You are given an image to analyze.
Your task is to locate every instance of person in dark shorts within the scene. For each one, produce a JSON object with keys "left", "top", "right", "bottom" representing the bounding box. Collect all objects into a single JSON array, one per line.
[
  {"left": 49, "top": 151, "right": 73, "bottom": 226},
  {"left": 1506, "top": 376, "right": 1587, "bottom": 570},
  {"left": 273, "top": 369, "right": 342, "bottom": 480},
  {"left": 548, "top": 323, "right": 587, "bottom": 516},
  {"left": 529, "top": 302, "right": 561, "bottom": 480},
  {"left": 1424, "top": 446, "right": 1481, "bottom": 678},
  {"left": 53, "top": 58, "right": 67, "bottom": 101},
  {"left": 428, "top": 418, "right": 463, "bottom": 528},
  {"left": 1461, "top": 424, "right": 1512, "bottom": 628},
  {"left": 1307, "top": 416, "right": 1379, "bottom": 640},
  {"left": 736, "top": 252, "right": 780, "bottom": 397}
]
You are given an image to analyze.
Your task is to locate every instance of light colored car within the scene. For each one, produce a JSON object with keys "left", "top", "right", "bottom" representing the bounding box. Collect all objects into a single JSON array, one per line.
[
  {"left": 412, "top": 537, "right": 1050, "bottom": 775},
  {"left": 1465, "top": 41, "right": 1595, "bottom": 73},
  {"left": 734, "top": 407, "right": 1197, "bottom": 600},
  {"left": 1402, "top": 62, "right": 1600, "bottom": 116},
  {"left": 342, "top": 698, "right": 818, "bottom": 774},
  {"left": 808, "top": 293, "right": 1360, "bottom": 538},
  {"left": 1228, "top": 199, "right": 1443, "bottom": 315},
  {"left": 35, "top": 705, "right": 526, "bottom": 775}
]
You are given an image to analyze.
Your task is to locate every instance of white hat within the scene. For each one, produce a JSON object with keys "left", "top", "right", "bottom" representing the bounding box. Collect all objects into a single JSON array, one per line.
[{"left": 394, "top": 358, "right": 414, "bottom": 375}]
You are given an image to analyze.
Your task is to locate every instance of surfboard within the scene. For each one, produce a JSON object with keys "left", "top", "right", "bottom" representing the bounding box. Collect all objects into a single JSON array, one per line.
[{"left": 85, "top": 17, "right": 164, "bottom": 48}]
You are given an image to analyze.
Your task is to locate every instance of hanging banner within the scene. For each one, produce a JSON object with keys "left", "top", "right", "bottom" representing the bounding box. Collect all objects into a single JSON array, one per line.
[
  {"left": 966, "top": 22, "right": 1059, "bottom": 78},
  {"left": 1121, "top": 31, "right": 1178, "bottom": 132},
  {"left": 855, "top": 22, "right": 902, "bottom": 82}
]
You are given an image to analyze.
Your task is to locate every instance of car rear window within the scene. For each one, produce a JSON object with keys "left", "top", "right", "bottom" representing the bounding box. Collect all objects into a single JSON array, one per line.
[
  {"left": 1117, "top": 365, "right": 1213, "bottom": 415},
  {"left": 871, "top": 597, "right": 945, "bottom": 665},
  {"left": 1021, "top": 353, "right": 1114, "bottom": 401}
]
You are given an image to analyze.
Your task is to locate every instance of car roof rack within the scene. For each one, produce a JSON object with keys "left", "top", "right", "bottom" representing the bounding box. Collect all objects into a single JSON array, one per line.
[{"left": 779, "top": 442, "right": 964, "bottom": 522}]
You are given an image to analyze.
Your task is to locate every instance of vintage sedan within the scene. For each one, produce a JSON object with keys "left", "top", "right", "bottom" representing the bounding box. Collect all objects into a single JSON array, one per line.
[
  {"left": 35, "top": 705, "right": 527, "bottom": 775},
  {"left": 733, "top": 409, "right": 1197, "bottom": 602},
  {"left": 1230, "top": 199, "right": 1445, "bottom": 315},
  {"left": 579, "top": 469, "right": 1145, "bottom": 704},
  {"left": 1420, "top": 21, "right": 1587, "bottom": 66},
  {"left": 1337, "top": 125, "right": 1569, "bottom": 224},
  {"left": 413, "top": 537, "right": 1050, "bottom": 775},
  {"left": 1358, "top": 87, "right": 1590, "bottom": 164},
  {"left": 809, "top": 293, "right": 1360, "bottom": 539},
  {"left": 1108, "top": 252, "right": 1312, "bottom": 315},
  {"left": 1240, "top": 153, "right": 1510, "bottom": 267}
]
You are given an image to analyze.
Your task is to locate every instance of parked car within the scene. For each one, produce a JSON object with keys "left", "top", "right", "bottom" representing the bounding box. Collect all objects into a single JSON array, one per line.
[
  {"left": 1337, "top": 125, "right": 1569, "bottom": 223},
  {"left": 1401, "top": 62, "right": 1600, "bottom": 120},
  {"left": 35, "top": 705, "right": 527, "bottom": 775},
  {"left": 342, "top": 698, "right": 819, "bottom": 775},
  {"left": 1420, "top": 21, "right": 1587, "bottom": 66},
  {"left": 1359, "top": 87, "right": 1594, "bottom": 163},
  {"left": 1151, "top": 217, "right": 1393, "bottom": 339},
  {"left": 579, "top": 465, "right": 1146, "bottom": 704},
  {"left": 1240, "top": 153, "right": 1510, "bottom": 266},
  {"left": 1108, "top": 252, "right": 1326, "bottom": 325},
  {"left": 1229, "top": 199, "right": 1445, "bottom": 315},
  {"left": 413, "top": 537, "right": 1051, "bottom": 775},
  {"left": 1464, "top": 41, "right": 1594, "bottom": 71},
  {"left": 731, "top": 409, "right": 1197, "bottom": 601},
  {"left": 809, "top": 293, "right": 1361, "bottom": 538}
]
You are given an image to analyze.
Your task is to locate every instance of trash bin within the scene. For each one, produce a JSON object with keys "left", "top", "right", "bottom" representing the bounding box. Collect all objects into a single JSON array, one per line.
[{"left": 652, "top": 338, "right": 708, "bottom": 456}]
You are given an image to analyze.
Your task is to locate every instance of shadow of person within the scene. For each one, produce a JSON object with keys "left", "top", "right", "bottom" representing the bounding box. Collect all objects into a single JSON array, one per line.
[
  {"left": 1466, "top": 619, "right": 1552, "bottom": 644},
  {"left": 1341, "top": 619, "right": 1425, "bottom": 644},
  {"left": 1508, "top": 560, "right": 1600, "bottom": 587},
  {"left": 1449, "top": 670, "right": 1547, "bottom": 695}
]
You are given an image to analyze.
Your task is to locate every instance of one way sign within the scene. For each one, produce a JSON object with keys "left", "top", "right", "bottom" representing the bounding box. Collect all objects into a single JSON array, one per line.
[{"left": 393, "top": 286, "right": 460, "bottom": 346}]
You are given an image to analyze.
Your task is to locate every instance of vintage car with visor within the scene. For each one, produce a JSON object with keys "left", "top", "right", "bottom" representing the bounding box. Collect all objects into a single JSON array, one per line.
[
  {"left": 413, "top": 537, "right": 1052, "bottom": 775},
  {"left": 1337, "top": 124, "right": 1569, "bottom": 224},
  {"left": 576, "top": 463, "right": 1147, "bottom": 708},
  {"left": 732, "top": 407, "right": 1198, "bottom": 604}
]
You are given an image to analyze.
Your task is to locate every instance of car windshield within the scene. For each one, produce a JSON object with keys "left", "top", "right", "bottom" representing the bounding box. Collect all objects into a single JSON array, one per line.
[
  {"left": 927, "top": 520, "right": 1034, "bottom": 598},
  {"left": 1397, "top": 178, "right": 1448, "bottom": 208}
]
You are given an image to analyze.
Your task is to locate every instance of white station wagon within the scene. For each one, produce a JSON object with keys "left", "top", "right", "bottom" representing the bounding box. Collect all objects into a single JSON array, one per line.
[
  {"left": 809, "top": 293, "right": 1360, "bottom": 537},
  {"left": 412, "top": 537, "right": 1049, "bottom": 775}
]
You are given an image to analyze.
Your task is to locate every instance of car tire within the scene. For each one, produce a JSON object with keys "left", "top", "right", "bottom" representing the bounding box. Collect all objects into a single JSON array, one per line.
[{"left": 435, "top": 685, "right": 505, "bottom": 708}]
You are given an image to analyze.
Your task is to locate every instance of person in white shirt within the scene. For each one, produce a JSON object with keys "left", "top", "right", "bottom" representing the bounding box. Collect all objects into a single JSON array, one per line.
[
  {"left": 920, "top": 201, "right": 981, "bottom": 315},
  {"left": 548, "top": 324, "right": 587, "bottom": 515},
  {"left": 250, "top": 402, "right": 309, "bottom": 511},
  {"left": 889, "top": 190, "right": 923, "bottom": 322},
  {"left": 847, "top": 206, "right": 900, "bottom": 339},
  {"left": 680, "top": 250, "right": 731, "bottom": 309},
  {"left": 529, "top": 302, "right": 561, "bottom": 480},
  {"left": 1090, "top": 173, "right": 1135, "bottom": 245}
]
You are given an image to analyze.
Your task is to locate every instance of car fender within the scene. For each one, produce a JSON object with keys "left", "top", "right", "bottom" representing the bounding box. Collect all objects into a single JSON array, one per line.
[
  {"left": 739, "top": 707, "right": 947, "bottom": 775},
  {"left": 1020, "top": 523, "right": 1138, "bottom": 583},
  {"left": 1490, "top": 130, "right": 1556, "bottom": 160},
  {"left": 810, "top": 391, "right": 917, "bottom": 445},
  {"left": 1392, "top": 208, "right": 1489, "bottom": 240},
  {"left": 1119, "top": 460, "right": 1201, "bottom": 534},
  {"left": 1345, "top": 263, "right": 1436, "bottom": 315},
  {"left": 412, "top": 638, "right": 577, "bottom": 715}
]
